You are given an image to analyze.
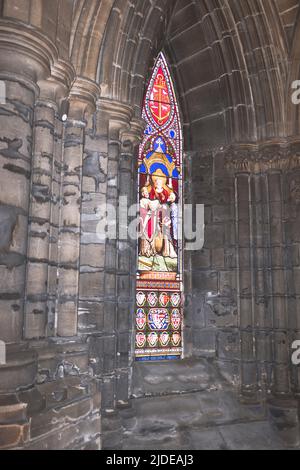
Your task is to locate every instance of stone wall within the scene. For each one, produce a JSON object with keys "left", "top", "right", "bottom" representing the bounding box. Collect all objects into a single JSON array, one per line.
[
  {"left": 187, "top": 148, "right": 238, "bottom": 385},
  {"left": 1, "top": 0, "right": 300, "bottom": 450},
  {"left": 79, "top": 100, "right": 144, "bottom": 413},
  {"left": 188, "top": 142, "right": 300, "bottom": 397},
  {"left": 0, "top": 9, "right": 103, "bottom": 450}
]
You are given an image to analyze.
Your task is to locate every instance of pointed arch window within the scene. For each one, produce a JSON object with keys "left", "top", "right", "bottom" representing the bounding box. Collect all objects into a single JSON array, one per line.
[{"left": 135, "top": 53, "right": 183, "bottom": 362}]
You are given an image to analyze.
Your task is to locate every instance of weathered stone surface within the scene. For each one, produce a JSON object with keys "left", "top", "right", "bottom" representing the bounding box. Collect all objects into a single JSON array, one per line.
[
  {"left": 0, "top": 348, "right": 37, "bottom": 392},
  {"left": 103, "top": 361, "right": 289, "bottom": 451},
  {"left": 0, "top": 422, "right": 30, "bottom": 449},
  {"left": 132, "top": 359, "right": 216, "bottom": 398},
  {"left": 1, "top": 0, "right": 300, "bottom": 451}
]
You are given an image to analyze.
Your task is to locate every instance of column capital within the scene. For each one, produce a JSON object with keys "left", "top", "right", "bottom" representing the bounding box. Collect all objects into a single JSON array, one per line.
[
  {"left": 225, "top": 140, "right": 300, "bottom": 174},
  {"left": 0, "top": 19, "right": 58, "bottom": 88},
  {"left": 37, "top": 59, "right": 75, "bottom": 111},
  {"left": 68, "top": 76, "right": 101, "bottom": 121},
  {"left": 98, "top": 98, "right": 133, "bottom": 134},
  {"left": 121, "top": 117, "right": 146, "bottom": 150}
]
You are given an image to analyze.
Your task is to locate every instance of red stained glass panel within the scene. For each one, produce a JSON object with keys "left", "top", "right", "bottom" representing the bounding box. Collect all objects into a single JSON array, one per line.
[{"left": 135, "top": 53, "right": 184, "bottom": 362}]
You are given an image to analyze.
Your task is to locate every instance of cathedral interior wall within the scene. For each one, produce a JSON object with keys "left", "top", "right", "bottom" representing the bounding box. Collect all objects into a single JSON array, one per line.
[{"left": 0, "top": 0, "right": 300, "bottom": 450}]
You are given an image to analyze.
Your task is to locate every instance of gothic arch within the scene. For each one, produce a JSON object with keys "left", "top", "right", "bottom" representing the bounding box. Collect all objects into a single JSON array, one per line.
[
  {"left": 165, "top": 0, "right": 288, "bottom": 147},
  {"left": 97, "top": 0, "right": 288, "bottom": 147},
  {"left": 0, "top": 0, "right": 291, "bottom": 144},
  {"left": 97, "top": 0, "right": 173, "bottom": 105}
]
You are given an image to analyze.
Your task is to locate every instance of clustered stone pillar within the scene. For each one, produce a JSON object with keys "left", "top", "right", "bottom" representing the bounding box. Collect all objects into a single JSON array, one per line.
[
  {"left": 250, "top": 173, "right": 273, "bottom": 392},
  {"left": 99, "top": 100, "right": 132, "bottom": 412},
  {"left": 0, "top": 22, "right": 56, "bottom": 449},
  {"left": 0, "top": 20, "right": 103, "bottom": 449},
  {"left": 0, "top": 27, "right": 53, "bottom": 339},
  {"left": 78, "top": 108, "right": 107, "bottom": 335},
  {"left": 117, "top": 119, "right": 144, "bottom": 406},
  {"left": 25, "top": 68, "right": 74, "bottom": 340},
  {"left": 25, "top": 82, "right": 59, "bottom": 339},
  {"left": 288, "top": 156, "right": 300, "bottom": 396},
  {"left": 57, "top": 78, "right": 99, "bottom": 338},
  {"left": 82, "top": 100, "right": 145, "bottom": 414},
  {"left": 267, "top": 171, "right": 290, "bottom": 396},
  {"left": 0, "top": 76, "right": 37, "bottom": 344},
  {"left": 0, "top": 75, "right": 37, "bottom": 449},
  {"left": 56, "top": 104, "right": 85, "bottom": 337},
  {"left": 47, "top": 112, "right": 64, "bottom": 336},
  {"left": 266, "top": 166, "right": 300, "bottom": 447},
  {"left": 227, "top": 144, "right": 300, "bottom": 446},
  {"left": 235, "top": 172, "right": 257, "bottom": 399}
]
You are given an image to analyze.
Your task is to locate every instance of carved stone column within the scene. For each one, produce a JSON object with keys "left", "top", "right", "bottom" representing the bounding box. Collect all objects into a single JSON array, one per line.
[
  {"left": 94, "top": 99, "right": 133, "bottom": 413},
  {"left": 287, "top": 148, "right": 300, "bottom": 396},
  {"left": 0, "top": 22, "right": 102, "bottom": 452},
  {"left": 0, "top": 21, "right": 56, "bottom": 344},
  {"left": 226, "top": 142, "right": 300, "bottom": 446},
  {"left": 25, "top": 63, "right": 75, "bottom": 339},
  {"left": 0, "top": 20, "right": 57, "bottom": 450},
  {"left": 56, "top": 78, "right": 100, "bottom": 338},
  {"left": 235, "top": 170, "right": 258, "bottom": 399},
  {"left": 117, "top": 118, "right": 145, "bottom": 406}
]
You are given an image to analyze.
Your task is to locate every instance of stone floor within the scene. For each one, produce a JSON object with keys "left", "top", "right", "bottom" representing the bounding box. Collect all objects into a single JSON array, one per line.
[{"left": 102, "top": 359, "right": 299, "bottom": 451}]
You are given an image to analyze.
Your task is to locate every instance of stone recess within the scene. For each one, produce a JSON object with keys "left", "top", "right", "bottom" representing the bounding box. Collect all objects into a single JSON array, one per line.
[{"left": 1, "top": 0, "right": 300, "bottom": 451}]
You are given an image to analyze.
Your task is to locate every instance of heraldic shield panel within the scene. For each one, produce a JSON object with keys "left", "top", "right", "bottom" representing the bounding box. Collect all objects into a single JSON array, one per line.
[{"left": 135, "top": 53, "right": 184, "bottom": 362}]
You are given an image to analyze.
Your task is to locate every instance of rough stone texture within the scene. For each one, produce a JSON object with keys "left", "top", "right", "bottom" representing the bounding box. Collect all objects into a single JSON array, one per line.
[
  {"left": 0, "top": 80, "right": 35, "bottom": 343},
  {"left": 103, "top": 360, "right": 296, "bottom": 451},
  {"left": 1, "top": 0, "right": 300, "bottom": 451},
  {"left": 25, "top": 97, "right": 56, "bottom": 339}
]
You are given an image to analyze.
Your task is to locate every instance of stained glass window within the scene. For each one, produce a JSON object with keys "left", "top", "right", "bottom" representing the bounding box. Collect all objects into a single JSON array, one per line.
[{"left": 135, "top": 53, "right": 183, "bottom": 362}]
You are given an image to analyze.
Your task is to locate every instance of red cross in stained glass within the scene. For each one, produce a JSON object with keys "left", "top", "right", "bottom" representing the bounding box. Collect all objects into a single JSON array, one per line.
[{"left": 149, "top": 66, "right": 171, "bottom": 126}]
